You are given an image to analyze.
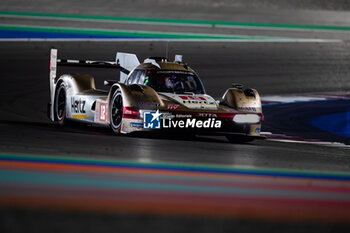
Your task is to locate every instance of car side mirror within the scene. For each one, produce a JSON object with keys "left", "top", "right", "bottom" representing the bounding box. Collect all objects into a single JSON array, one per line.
[
  {"left": 104, "top": 80, "right": 118, "bottom": 86},
  {"left": 232, "top": 83, "right": 244, "bottom": 89}
]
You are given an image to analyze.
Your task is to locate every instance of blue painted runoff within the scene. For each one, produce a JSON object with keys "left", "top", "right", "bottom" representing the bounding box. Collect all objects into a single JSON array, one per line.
[{"left": 309, "top": 111, "right": 350, "bottom": 138}]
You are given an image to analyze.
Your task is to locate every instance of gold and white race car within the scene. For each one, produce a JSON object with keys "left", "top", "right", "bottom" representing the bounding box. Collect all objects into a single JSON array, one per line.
[{"left": 48, "top": 49, "right": 263, "bottom": 142}]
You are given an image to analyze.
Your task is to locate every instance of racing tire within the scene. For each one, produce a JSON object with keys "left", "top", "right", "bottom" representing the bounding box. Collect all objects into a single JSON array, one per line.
[
  {"left": 226, "top": 135, "right": 254, "bottom": 143},
  {"left": 110, "top": 90, "right": 123, "bottom": 134},
  {"left": 55, "top": 83, "right": 68, "bottom": 126}
]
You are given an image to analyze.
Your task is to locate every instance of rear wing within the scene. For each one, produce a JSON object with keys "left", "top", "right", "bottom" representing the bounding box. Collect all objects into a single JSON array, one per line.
[{"left": 48, "top": 48, "right": 139, "bottom": 121}]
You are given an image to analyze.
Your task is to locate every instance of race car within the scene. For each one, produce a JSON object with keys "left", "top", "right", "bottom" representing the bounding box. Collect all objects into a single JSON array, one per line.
[{"left": 48, "top": 49, "right": 263, "bottom": 142}]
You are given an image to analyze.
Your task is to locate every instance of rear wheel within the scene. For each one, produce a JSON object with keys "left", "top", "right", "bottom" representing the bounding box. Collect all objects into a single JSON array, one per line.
[
  {"left": 55, "top": 83, "right": 68, "bottom": 125},
  {"left": 110, "top": 91, "right": 123, "bottom": 134}
]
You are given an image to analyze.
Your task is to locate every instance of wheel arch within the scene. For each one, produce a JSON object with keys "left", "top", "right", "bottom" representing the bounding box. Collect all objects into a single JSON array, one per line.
[
  {"left": 108, "top": 83, "right": 163, "bottom": 108},
  {"left": 107, "top": 83, "right": 164, "bottom": 134}
]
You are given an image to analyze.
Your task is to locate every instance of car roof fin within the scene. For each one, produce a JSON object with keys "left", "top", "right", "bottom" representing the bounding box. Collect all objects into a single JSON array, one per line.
[{"left": 116, "top": 52, "right": 140, "bottom": 83}]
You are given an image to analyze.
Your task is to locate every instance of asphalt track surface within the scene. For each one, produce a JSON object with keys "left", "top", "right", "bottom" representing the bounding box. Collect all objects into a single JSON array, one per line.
[
  {"left": 1, "top": 41, "right": 350, "bottom": 165},
  {"left": 1, "top": 2, "right": 350, "bottom": 232}
]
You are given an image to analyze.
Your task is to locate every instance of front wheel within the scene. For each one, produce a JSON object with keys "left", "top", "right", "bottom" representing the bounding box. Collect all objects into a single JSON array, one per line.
[{"left": 110, "top": 91, "right": 123, "bottom": 134}]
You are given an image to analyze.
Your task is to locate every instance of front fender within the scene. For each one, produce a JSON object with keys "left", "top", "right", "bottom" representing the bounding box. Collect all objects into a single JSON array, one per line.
[
  {"left": 221, "top": 88, "right": 262, "bottom": 113},
  {"left": 107, "top": 84, "right": 165, "bottom": 133},
  {"left": 108, "top": 84, "right": 164, "bottom": 108}
]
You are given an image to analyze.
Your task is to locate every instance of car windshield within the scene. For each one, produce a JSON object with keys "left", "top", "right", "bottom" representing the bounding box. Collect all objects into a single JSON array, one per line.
[{"left": 144, "top": 71, "right": 205, "bottom": 94}]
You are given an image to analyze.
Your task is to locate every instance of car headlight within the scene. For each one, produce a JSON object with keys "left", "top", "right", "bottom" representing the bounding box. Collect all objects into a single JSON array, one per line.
[{"left": 233, "top": 114, "right": 260, "bottom": 124}]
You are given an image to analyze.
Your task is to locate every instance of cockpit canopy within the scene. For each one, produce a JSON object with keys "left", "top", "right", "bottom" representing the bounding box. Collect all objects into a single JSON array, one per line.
[{"left": 125, "top": 69, "right": 205, "bottom": 94}]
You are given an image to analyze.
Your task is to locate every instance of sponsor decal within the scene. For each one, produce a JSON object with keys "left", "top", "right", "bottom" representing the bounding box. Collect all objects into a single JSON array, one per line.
[
  {"left": 124, "top": 109, "right": 133, "bottom": 115},
  {"left": 167, "top": 104, "right": 180, "bottom": 110},
  {"left": 49, "top": 49, "right": 57, "bottom": 77},
  {"left": 254, "top": 127, "right": 261, "bottom": 134},
  {"left": 72, "top": 115, "right": 87, "bottom": 119},
  {"left": 179, "top": 95, "right": 206, "bottom": 101},
  {"left": 99, "top": 103, "right": 108, "bottom": 123},
  {"left": 238, "top": 107, "right": 257, "bottom": 112},
  {"left": 197, "top": 113, "right": 217, "bottom": 118},
  {"left": 71, "top": 97, "right": 86, "bottom": 114},
  {"left": 130, "top": 122, "right": 143, "bottom": 128},
  {"left": 179, "top": 95, "right": 215, "bottom": 105},
  {"left": 143, "top": 110, "right": 162, "bottom": 129},
  {"left": 123, "top": 107, "right": 140, "bottom": 119},
  {"left": 138, "top": 102, "right": 160, "bottom": 107}
]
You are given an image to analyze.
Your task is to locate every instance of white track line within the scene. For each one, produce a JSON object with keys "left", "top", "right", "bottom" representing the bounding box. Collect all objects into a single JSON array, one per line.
[{"left": 261, "top": 132, "right": 350, "bottom": 148}]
